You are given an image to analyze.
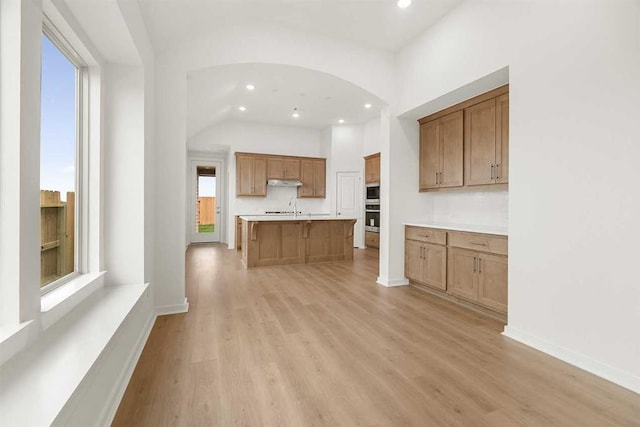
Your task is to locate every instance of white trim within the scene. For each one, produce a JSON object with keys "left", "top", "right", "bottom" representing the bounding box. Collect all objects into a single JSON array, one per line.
[
  {"left": 156, "top": 298, "right": 189, "bottom": 316},
  {"left": 98, "top": 310, "right": 156, "bottom": 427},
  {"left": 41, "top": 271, "right": 105, "bottom": 330},
  {"left": 503, "top": 325, "right": 640, "bottom": 394},
  {"left": 376, "top": 277, "right": 409, "bottom": 287}
]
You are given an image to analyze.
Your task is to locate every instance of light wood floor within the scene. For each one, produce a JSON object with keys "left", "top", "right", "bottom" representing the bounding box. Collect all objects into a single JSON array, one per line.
[{"left": 113, "top": 245, "right": 640, "bottom": 426}]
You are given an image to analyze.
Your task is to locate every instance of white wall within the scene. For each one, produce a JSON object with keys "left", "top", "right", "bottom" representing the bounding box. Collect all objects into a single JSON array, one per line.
[
  {"left": 362, "top": 117, "right": 382, "bottom": 157},
  {"left": 103, "top": 65, "right": 146, "bottom": 286},
  {"left": 395, "top": 0, "right": 640, "bottom": 392},
  {"left": 327, "top": 124, "right": 366, "bottom": 247},
  {"left": 189, "top": 120, "right": 330, "bottom": 247}
]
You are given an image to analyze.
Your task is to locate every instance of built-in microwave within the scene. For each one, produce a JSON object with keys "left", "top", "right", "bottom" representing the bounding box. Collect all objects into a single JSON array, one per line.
[
  {"left": 365, "top": 210, "right": 380, "bottom": 232},
  {"left": 366, "top": 183, "right": 380, "bottom": 202}
]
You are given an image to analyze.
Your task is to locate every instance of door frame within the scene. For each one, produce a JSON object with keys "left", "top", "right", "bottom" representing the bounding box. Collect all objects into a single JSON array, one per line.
[{"left": 189, "top": 159, "right": 225, "bottom": 244}]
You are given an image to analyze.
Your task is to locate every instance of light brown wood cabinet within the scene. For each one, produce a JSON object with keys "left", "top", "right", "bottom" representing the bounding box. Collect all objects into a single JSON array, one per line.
[
  {"left": 419, "top": 111, "right": 463, "bottom": 190},
  {"left": 241, "top": 218, "right": 355, "bottom": 268},
  {"left": 236, "top": 216, "right": 242, "bottom": 250},
  {"left": 364, "top": 153, "right": 380, "bottom": 184},
  {"left": 365, "top": 231, "right": 379, "bottom": 249},
  {"left": 405, "top": 225, "right": 508, "bottom": 318},
  {"left": 418, "top": 85, "right": 508, "bottom": 191},
  {"left": 447, "top": 231, "right": 507, "bottom": 314},
  {"left": 404, "top": 227, "right": 447, "bottom": 291},
  {"left": 267, "top": 157, "right": 301, "bottom": 180},
  {"left": 235, "top": 153, "right": 267, "bottom": 196},
  {"left": 236, "top": 152, "right": 326, "bottom": 197},
  {"left": 464, "top": 93, "right": 509, "bottom": 185},
  {"left": 298, "top": 158, "right": 326, "bottom": 198}
]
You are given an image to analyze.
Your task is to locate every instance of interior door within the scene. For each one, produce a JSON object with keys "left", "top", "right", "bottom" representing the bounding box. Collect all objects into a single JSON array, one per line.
[
  {"left": 336, "top": 171, "right": 362, "bottom": 248},
  {"left": 191, "top": 160, "right": 222, "bottom": 243}
]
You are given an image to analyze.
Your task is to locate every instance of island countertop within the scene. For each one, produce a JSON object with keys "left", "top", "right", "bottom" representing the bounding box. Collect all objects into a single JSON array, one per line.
[{"left": 239, "top": 214, "right": 357, "bottom": 222}]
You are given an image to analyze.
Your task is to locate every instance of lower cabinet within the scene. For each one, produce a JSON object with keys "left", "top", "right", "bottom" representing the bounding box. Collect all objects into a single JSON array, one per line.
[
  {"left": 405, "top": 225, "right": 508, "bottom": 318},
  {"left": 405, "top": 236, "right": 446, "bottom": 291},
  {"left": 365, "top": 231, "right": 379, "bottom": 249}
]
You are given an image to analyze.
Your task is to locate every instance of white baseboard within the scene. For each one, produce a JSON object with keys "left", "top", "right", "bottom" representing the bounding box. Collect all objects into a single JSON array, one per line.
[
  {"left": 156, "top": 298, "right": 189, "bottom": 316},
  {"left": 376, "top": 277, "right": 409, "bottom": 287},
  {"left": 98, "top": 311, "right": 157, "bottom": 427},
  {"left": 503, "top": 325, "right": 640, "bottom": 394}
]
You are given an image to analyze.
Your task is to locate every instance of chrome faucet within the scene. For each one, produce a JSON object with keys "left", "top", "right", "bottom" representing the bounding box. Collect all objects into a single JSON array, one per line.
[{"left": 289, "top": 197, "right": 298, "bottom": 217}]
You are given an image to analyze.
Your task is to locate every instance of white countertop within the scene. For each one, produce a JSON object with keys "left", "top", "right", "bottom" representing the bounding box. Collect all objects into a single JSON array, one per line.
[
  {"left": 403, "top": 221, "right": 508, "bottom": 236},
  {"left": 240, "top": 214, "right": 357, "bottom": 222}
]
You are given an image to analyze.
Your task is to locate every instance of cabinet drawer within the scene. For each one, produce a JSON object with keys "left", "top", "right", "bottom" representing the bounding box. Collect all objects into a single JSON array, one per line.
[
  {"left": 448, "top": 231, "right": 507, "bottom": 255},
  {"left": 405, "top": 226, "right": 446, "bottom": 245}
]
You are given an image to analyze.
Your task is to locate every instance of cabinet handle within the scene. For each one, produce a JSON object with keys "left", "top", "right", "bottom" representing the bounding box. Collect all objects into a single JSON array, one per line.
[
  {"left": 473, "top": 257, "right": 477, "bottom": 272},
  {"left": 478, "top": 257, "right": 482, "bottom": 273},
  {"left": 420, "top": 234, "right": 429, "bottom": 238},
  {"left": 435, "top": 172, "right": 438, "bottom": 185},
  {"left": 495, "top": 164, "right": 500, "bottom": 179},
  {"left": 439, "top": 172, "right": 443, "bottom": 184},
  {"left": 470, "top": 242, "right": 487, "bottom": 246},
  {"left": 491, "top": 164, "right": 495, "bottom": 180}
]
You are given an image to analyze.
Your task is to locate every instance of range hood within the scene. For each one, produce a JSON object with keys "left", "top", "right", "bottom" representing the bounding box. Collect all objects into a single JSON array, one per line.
[{"left": 267, "top": 179, "right": 303, "bottom": 187}]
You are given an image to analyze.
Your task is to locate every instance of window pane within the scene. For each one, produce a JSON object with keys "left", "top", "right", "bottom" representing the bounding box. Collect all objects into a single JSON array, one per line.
[{"left": 40, "top": 34, "right": 77, "bottom": 287}]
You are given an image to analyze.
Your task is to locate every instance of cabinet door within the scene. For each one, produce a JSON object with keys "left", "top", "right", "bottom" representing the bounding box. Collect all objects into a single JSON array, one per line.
[
  {"left": 371, "top": 155, "right": 380, "bottom": 183},
  {"left": 439, "top": 111, "right": 464, "bottom": 188},
  {"left": 423, "top": 243, "right": 447, "bottom": 291},
  {"left": 313, "top": 159, "right": 326, "bottom": 197},
  {"left": 284, "top": 158, "right": 301, "bottom": 179},
  {"left": 252, "top": 156, "right": 267, "bottom": 196},
  {"left": 298, "top": 160, "right": 315, "bottom": 197},
  {"left": 267, "top": 157, "right": 284, "bottom": 179},
  {"left": 405, "top": 239, "right": 424, "bottom": 282},
  {"left": 465, "top": 98, "right": 496, "bottom": 186},
  {"left": 477, "top": 253, "right": 508, "bottom": 313},
  {"left": 365, "top": 157, "right": 374, "bottom": 183},
  {"left": 236, "top": 155, "right": 254, "bottom": 196},
  {"left": 495, "top": 93, "right": 509, "bottom": 184},
  {"left": 447, "top": 247, "right": 477, "bottom": 301},
  {"left": 419, "top": 120, "right": 440, "bottom": 190}
]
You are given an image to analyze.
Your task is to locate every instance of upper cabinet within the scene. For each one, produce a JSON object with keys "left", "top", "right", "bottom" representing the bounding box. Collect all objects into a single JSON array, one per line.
[
  {"left": 364, "top": 153, "right": 381, "bottom": 184},
  {"left": 236, "top": 153, "right": 326, "bottom": 198},
  {"left": 267, "top": 156, "right": 301, "bottom": 180},
  {"left": 418, "top": 85, "right": 509, "bottom": 191},
  {"left": 419, "top": 111, "right": 463, "bottom": 190},
  {"left": 236, "top": 153, "right": 267, "bottom": 196},
  {"left": 298, "top": 158, "right": 326, "bottom": 198},
  {"left": 464, "top": 92, "right": 509, "bottom": 185}
]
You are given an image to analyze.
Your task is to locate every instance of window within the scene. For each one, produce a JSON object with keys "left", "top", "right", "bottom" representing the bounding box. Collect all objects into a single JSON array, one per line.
[{"left": 40, "top": 24, "right": 84, "bottom": 292}]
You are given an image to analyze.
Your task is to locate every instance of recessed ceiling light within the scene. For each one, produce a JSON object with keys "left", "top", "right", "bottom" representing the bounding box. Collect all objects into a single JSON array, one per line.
[
  {"left": 397, "top": 0, "right": 411, "bottom": 8},
  {"left": 364, "top": 103, "right": 372, "bottom": 109},
  {"left": 245, "top": 84, "right": 255, "bottom": 91},
  {"left": 238, "top": 106, "right": 247, "bottom": 112},
  {"left": 338, "top": 119, "right": 345, "bottom": 124},
  {"left": 292, "top": 107, "right": 300, "bottom": 118}
]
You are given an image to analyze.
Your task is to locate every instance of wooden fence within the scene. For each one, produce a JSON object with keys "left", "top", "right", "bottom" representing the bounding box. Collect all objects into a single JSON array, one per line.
[
  {"left": 41, "top": 190, "right": 74, "bottom": 287},
  {"left": 197, "top": 196, "right": 216, "bottom": 226}
]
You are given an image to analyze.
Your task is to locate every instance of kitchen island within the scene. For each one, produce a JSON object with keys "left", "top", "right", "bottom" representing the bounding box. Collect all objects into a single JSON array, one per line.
[{"left": 239, "top": 215, "right": 357, "bottom": 268}]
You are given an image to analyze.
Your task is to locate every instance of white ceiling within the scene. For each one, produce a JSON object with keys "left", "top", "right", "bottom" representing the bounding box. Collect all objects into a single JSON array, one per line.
[
  {"left": 137, "top": 0, "right": 463, "bottom": 54},
  {"left": 187, "top": 63, "right": 384, "bottom": 137},
  {"left": 62, "top": 1, "right": 465, "bottom": 136}
]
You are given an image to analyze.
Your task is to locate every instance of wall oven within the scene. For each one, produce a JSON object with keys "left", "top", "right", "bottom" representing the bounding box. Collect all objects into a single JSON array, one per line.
[{"left": 365, "top": 202, "right": 380, "bottom": 232}]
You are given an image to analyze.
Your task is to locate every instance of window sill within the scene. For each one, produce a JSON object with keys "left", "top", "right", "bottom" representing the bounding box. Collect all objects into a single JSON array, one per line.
[{"left": 41, "top": 271, "right": 106, "bottom": 330}]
